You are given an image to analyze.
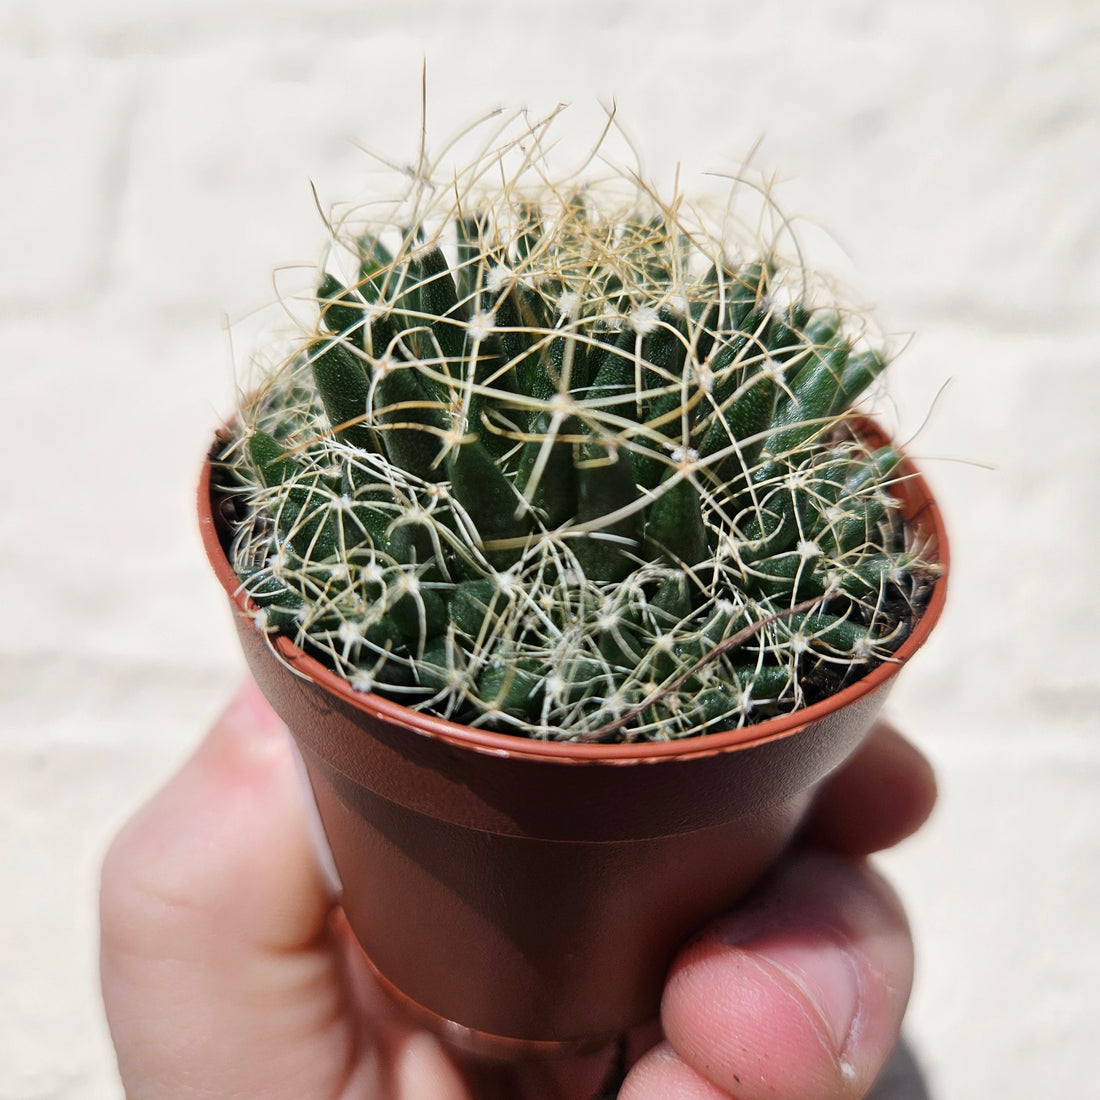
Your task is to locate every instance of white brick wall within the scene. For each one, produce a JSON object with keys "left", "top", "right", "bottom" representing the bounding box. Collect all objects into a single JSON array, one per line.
[{"left": 2, "top": 2, "right": 1097, "bottom": 1096}]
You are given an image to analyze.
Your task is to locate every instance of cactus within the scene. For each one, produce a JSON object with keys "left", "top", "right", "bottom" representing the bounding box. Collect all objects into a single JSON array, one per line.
[{"left": 215, "top": 112, "right": 939, "bottom": 743}]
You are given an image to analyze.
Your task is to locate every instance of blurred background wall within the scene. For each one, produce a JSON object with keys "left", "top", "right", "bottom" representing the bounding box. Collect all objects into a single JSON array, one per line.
[{"left": 2, "top": 2, "right": 1097, "bottom": 1096}]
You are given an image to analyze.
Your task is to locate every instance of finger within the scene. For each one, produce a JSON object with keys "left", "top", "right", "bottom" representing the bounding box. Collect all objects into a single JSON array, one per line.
[
  {"left": 624, "top": 852, "right": 912, "bottom": 1100},
  {"left": 619, "top": 1041, "right": 731, "bottom": 1099},
  {"left": 99, "top": 681, "right": 376, "bottom": 1100},
  {"left": 804, "top": 721, "right": 938, "bottom": 856}
]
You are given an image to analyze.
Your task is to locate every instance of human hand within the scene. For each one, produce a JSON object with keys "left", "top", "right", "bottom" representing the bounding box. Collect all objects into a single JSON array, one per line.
[{"left": 100, "top": 680, "right": 935, "bottom": 1099}]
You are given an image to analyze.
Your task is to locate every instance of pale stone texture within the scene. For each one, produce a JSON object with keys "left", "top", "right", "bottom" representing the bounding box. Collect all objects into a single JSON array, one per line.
[{"left": 1, "top": 2, "right": 1097, "bottom": 1097}]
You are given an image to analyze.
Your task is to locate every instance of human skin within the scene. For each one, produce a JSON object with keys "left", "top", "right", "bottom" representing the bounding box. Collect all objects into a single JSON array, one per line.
[{"left": 100, "top": 680, "right": 936, "bottom": 1100}]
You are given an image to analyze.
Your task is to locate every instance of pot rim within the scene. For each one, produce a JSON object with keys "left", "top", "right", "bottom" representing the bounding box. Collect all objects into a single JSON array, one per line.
[{"left": 199, "top": 416, "right": 949, "bottom": 765}]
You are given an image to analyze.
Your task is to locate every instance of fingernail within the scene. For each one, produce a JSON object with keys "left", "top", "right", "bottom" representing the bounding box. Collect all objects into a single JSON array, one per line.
[
  {"left": 287, "top": 738, "right": 343, "bottom": 898},
  {"left": 725, "top": 924, "right": 862, "bottom": 1056}
]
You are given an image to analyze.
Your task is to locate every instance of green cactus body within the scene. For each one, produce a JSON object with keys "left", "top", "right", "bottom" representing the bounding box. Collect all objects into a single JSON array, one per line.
[
  {"left": 309, "top": 342, "right": 376, "bottom": 452},
  {"left": 220, "top": 115, "right": 937, "bottom": 742}
]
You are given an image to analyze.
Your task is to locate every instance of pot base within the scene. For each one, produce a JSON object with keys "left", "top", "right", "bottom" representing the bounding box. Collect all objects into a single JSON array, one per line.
[{"left": 362, "top": 947, "right": 627, "bottom": 1063}]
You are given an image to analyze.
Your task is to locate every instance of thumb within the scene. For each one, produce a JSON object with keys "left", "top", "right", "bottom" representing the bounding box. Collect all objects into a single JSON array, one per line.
[{"left": 621, "top": 852, "right": 913, "bottom": 1100}]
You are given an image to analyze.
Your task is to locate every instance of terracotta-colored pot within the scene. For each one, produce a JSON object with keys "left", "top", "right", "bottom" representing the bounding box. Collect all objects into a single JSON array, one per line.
[{"left": 198, "top": 419, "right": 948, "bottom": 1060}]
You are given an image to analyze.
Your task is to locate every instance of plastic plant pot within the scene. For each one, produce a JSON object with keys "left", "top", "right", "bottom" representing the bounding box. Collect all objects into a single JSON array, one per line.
[{"left": 198, "top": 416, "right": 948, "bottom": 1061}]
